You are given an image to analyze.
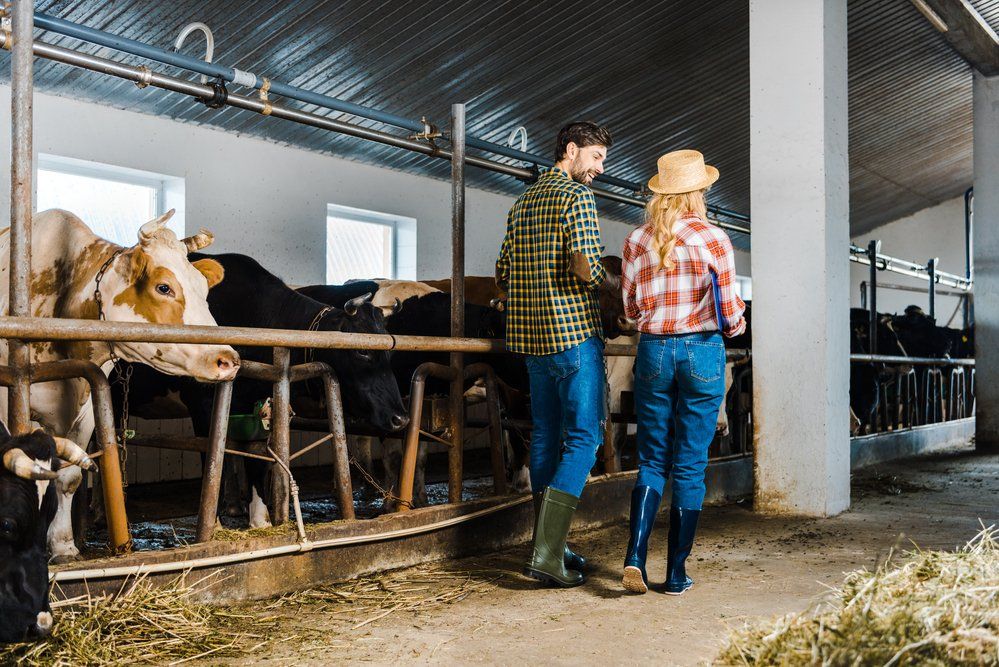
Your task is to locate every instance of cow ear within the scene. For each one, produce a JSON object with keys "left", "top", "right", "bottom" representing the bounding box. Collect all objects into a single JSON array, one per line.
[
  {"left": 192, "top": 259, "right": 225, "bottom": 289},
  {"left": 125, "top": 247, "right": 150, "bottom": 282}
]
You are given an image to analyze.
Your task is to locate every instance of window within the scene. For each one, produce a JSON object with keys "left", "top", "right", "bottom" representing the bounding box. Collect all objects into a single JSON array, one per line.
[
  {"left": 36, "top": 154, "right": 184, "bottom": 246},
  {"left": 326, "top": 204, "right": 416, "bottom": 284},
  {"left": 734, "top": 276, "right": 752, "bottom": 301}
]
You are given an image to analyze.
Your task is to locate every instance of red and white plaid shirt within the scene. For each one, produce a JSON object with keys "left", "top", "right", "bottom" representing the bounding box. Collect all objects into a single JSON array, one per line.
[{"left": 621, "top": 214, "right": 746, "bottom": 337}]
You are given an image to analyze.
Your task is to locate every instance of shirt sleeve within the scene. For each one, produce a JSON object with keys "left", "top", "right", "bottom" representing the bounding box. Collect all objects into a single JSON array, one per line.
[
  {"left": 495, "top": 207, "right": 515, "bottom": 289},
  {"left": 621, "top": 235, "right": 641, "bottom": 322},
  {"left": 564, "top": 190, "right": 606, "bottom": 290},
  {"left": 710, "top": 231, "right": 747, "bottom": 338}
]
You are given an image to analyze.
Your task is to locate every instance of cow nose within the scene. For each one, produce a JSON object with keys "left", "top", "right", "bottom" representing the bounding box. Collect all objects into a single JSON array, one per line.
[
  {"left": 390, "top": 413, "right": 410, "bottom": 431},
  {"left": 617, "top": 316, "right": 637, "bottom": 332},
  {"left": 35, "top": 611, "right": 53, "bottom": 637},
  {"left": 215, "top": 350, "right": 241, "bottom": 379}
]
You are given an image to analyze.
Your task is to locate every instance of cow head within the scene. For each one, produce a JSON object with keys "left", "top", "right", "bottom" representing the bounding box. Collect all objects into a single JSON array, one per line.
[
  {"left": 99, "top": 211, "right": 240, "bottom": 381},
  {"left": 891, "top": 306, "right": 952, "bottom": 358},
  {"left": 598, "top": 256, "right": 636, "bottom": 339},
  {"left": 0, "top": 425, "right": 94, "bottom": 643},
  {"left": 316, "top": 294, "right": 409, "bottom": 433}
]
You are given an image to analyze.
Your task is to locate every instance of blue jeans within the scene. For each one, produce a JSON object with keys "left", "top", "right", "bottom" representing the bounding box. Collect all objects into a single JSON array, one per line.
[
  {"left": 525, "top": 336, "right": 606, "bottom": 498},
  {"left": 634, "top": 331, "right": 726, "bottom": 510}
]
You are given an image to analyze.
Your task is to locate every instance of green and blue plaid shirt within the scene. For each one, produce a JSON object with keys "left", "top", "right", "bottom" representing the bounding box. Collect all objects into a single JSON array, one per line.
[{"left": 496, "top": 167, "right": 607, "bottom": 356}]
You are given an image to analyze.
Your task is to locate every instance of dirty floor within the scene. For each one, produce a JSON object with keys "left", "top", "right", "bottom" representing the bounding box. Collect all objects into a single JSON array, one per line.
[{"left": 202, "top": 446, "right": 996, "bottom": 666}]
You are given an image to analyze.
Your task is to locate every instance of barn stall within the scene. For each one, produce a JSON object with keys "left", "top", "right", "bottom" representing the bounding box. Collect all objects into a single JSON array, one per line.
[{"left": 0, "top": 0, "right": 996, "bottom": 663}]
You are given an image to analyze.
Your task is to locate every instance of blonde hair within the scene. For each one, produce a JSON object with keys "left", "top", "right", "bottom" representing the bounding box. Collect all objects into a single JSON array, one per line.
[{"left": 647, "top": 189, "right": 707, "bottom": 271}]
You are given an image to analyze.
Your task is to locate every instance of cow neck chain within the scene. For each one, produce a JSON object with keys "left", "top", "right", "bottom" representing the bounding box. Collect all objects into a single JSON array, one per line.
[
  {"left": 94, "top": 248, "right": 133, "bottom": 470},
  {"left": 303, "top": 306, "right": 334, "bottom": 365}
]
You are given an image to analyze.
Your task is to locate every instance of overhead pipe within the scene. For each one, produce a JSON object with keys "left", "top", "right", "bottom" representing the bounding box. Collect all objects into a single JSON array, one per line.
[
  {"left": 849, "top": 244, "right": 972, "bottom": 290},
  {"left": 30, "top": 11, "right": 754, "bottom": 227}
]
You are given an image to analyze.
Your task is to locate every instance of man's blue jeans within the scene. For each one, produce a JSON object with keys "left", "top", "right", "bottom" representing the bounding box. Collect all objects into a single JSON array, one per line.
[
  {"left": 525, "top": 336, "right": 606, "bottom": 498},
  {"left": 634, "top": 331, "right": 726, "bottom": 510}
]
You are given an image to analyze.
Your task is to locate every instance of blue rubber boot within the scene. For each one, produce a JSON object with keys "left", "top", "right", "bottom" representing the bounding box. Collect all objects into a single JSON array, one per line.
[
  {"left": 664, "top": 506, "right": 700, "bottom": 595},
  {"left": 622, "top": 486, "right": 661, "bottom": 594}
]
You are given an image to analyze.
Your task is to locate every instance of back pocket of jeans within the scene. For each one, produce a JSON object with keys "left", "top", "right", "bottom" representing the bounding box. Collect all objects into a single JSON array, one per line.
[
  {"left": 637, "top": 342, "right": 665, "bottom": 381},
  {"left": 686, "top": 341, "right": 723, "bottom": 382},
  {"left": 550, "top": 345, "right": 581, "bottom": 379}
]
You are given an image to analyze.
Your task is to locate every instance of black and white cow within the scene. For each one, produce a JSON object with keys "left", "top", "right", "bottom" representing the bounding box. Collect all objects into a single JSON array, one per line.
[
  {"left": 112, "top": 253, "right": 408, "bottom": 527},
  {"left": 0, "top": 423, "right": 95, "bottom": 642}
]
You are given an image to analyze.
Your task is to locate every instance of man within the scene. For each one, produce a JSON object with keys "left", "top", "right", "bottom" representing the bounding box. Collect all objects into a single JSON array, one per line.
[{"left": 495, "top": 121, "right": 613, "bottom": 587}]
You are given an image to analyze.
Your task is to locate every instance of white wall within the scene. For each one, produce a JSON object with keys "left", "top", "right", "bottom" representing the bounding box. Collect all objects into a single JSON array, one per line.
[
  {"left": 849, "top": 196, "right": 971, "bottom": 325},
  {"left": 0, "top": 85, "right": 641, "bottom": 284}
]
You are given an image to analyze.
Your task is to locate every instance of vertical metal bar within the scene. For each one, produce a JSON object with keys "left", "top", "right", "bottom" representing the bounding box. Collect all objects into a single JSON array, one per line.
[
  {"left": 87, "top": 369, "right": 131, "bottom": 552},
  {"left": 270, "top": 347, "right": 291, "bottom": 524},
  {"left": 964, "top": 187, "right": 973, "bottom": 329},
  {"left": 860, "top": 281, "right": 867, "bottom": 310},
  {"left": 448, "top": 103, "right": 466, "bottom": 504},
  {"left": 481, "top": 369, "right": 508, "bottom": 495},
  {"left": 867, "top": 240, "right": 880, "bottom": 355},
  {"left": 195, "top": 380, "right": 233, "bottom": 542},
  {"left": 8, "top": 0, "right": 34, "bottom": 435},
  {"left": 397, "top": 373, "right": 427, "bottom": 512},
  {"left": 927, "top": 257, "right": 938, "bottom": 320},
  {"left": 321, "top": 371, "right": 355, "bottom": 521}
]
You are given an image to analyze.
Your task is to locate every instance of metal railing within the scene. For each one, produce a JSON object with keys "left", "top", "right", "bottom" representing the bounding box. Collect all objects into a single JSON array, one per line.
[{"left": 850, "top": 354, "right": 975, "bottom": 436}]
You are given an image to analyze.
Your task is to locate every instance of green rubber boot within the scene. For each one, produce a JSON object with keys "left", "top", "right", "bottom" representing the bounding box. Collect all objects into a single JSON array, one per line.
[
  {"left": 533, "top": 492, "right": 587, "bottom": 571},
  {"left": 523, "top": 487, "right": 584, "bottom": 588}
]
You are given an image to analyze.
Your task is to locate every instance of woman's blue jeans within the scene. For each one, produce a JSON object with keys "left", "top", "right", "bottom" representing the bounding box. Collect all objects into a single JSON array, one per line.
[
  {"left": 525, "top": 336, "right": 606, "bottom": 498},
  {"left": 634, "top": 331, "right": 726, "bottom": 510}
]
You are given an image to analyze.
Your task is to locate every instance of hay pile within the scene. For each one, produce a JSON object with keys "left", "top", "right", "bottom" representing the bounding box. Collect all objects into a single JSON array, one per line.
[
  {"left": 717, "top": 525, "right": 999, "bottom": 666},
  {"left": 0, "top": 573, "right": 276, "bottom": 666},
  {"left": 266, "top": 566, "right": 510, "bottom": 630}
]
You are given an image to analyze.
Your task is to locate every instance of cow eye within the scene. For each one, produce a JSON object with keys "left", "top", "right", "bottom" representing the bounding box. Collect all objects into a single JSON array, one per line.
[
  {"left": 355, "top": 350, "right": 372, "bottom": 361},
  {"left": 156, "top": 284, "right": 173, "bottom": 296},
  {"left": 0, "top": 518, "right": 16, "bottom": 540}
]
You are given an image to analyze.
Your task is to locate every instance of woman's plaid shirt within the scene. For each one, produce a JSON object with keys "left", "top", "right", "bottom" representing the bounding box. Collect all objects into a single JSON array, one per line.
[
  {"left": 495, "top": 168, "right": 606, "bottom": 355},
  {"left": 621, "top": 214, "right": 746, "bottom": 337}
]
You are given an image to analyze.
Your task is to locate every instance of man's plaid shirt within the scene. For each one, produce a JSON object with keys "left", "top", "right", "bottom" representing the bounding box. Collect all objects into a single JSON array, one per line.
[{"left": 496, "top": 167, "right": 607, "bottom": 356}]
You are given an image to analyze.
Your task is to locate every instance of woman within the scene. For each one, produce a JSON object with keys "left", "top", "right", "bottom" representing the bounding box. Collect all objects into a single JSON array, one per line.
[{"left": 619, "top": 149, "right": 746, "bottom": 595}]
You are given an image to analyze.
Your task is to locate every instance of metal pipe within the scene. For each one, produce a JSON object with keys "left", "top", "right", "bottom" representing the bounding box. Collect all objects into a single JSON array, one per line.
[
  {"left": 22, "top": 359, "right": 131, "bottom": 552},
  {"left": 964, "top": 187, "right": 974, "bottom": 328},
  {"left": 849, "top": 354, "right": 974, "bottom": 366},
  {"left": 7, "top": 0, "right": 33, "bottom": 435},
  {"left": 849, "top": 244, "right": 972, "bottom": 290},
  {"left": 195, "top": 380, "right": 233, "bottom": 543},
  {"left": 321, "top": 370, "right": 355, "bottom": 521},
  {"left": 448, "top": 103, "right": 466, "bottom": 506},
  {"left": 927, "top": 257, "right": 938, "bottom": 320},
  {"left": 7, "top": 28, "right": 754, "bottom": 235},
  {"left": 0, "top": 316, "right": 507, "bottom": 353},
  {"left": 31, "top": 10, "right": 753, "bottom": 209},
  {"left": 868, "top": 240, "right": 879, "bottom": 355},
  {"left": 860, "top": 280, "right": 867, "bottom": 310},
  {"left": 269, "top": 347, "right": 292, "bottom": 525},
  {"left": 861, "top": 280, "right": 970, "bottom": 298},
  {"left": 398, "top": 363, "right": 455, "bottom": 512},
  {"left": 462, "top": 363, "right": 507, "bottom": 497}
]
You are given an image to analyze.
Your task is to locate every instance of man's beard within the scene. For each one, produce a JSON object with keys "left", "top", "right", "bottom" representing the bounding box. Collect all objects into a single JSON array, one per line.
[{"left": 570, "top": 160, "right": 596, "bottom": 184}]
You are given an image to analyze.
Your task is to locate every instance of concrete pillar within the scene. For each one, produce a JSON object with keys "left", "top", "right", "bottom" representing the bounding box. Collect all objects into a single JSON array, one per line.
[
  {"left": 973, "top": 72, "right": 999, "bottom": 452},
  {"left": 749, "top": 0, "right": 851, "bottom": 516}
]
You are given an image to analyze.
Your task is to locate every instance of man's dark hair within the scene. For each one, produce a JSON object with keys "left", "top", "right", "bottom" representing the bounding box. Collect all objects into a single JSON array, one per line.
[{"left": 554, "top": 121, "right": 613, "bottom": 161}]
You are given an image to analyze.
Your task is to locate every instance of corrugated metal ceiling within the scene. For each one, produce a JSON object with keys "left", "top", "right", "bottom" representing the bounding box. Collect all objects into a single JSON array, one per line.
[{"left": 5, "top": 1, "right": 994, "bottom": 244}]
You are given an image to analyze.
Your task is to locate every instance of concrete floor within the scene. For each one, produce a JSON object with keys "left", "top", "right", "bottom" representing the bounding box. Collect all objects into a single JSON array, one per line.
[{"left": 209, "top": 445, "right": 996, "bottom": 666}]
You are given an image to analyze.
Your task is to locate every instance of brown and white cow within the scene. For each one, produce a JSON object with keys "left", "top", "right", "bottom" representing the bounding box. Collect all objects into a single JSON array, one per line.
[{"left": 0, "top": 209, "right": 239, "bottom": 559}]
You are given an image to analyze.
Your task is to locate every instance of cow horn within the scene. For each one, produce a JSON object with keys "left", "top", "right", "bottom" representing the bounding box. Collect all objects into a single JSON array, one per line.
[
  {"left": 390, "top": 298, "right": 403, "bottom": 315},
  {"left": 489, "top": 297, "right": 506, "bottom": 312},
  {"left": 137, "top": 209, "right": 177, "bottom": 245},
  {"left": 344, "top": 292, "right": 373, "bottom": 316},
  {"left": 182, "top": 228, "right": 214, "bottom": 253},
  {"left": 2, "top": 448, "right": 59, "bottom": 481},
  {"left": 52, "top": 437, "right": 98, "bottom": 472}
]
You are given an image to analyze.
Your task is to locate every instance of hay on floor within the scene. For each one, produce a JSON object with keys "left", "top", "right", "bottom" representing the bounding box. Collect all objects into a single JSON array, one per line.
[
  {"left": 716, "top": 525, "right": 999, "bottom": 666},
  {"left": 0, "top": 572, "right": 277, "bottom": 667}
]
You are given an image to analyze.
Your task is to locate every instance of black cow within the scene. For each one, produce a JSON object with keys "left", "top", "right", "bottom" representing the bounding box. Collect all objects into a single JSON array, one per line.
[
  {"left": 112, "top": 253, "right": 408, "bottom": 527},
  {"left": 890, "top": 305, "right": 953, "bottom": 359},
  {"left": 299, "top": 284, "right": 530, "bottom": 508},
  {"left": 1, "top": 424, "right": 95, "bottom": 642}
]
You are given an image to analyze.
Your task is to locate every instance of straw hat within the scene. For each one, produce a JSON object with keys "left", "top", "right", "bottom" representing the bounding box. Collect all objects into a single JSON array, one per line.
[{"left": 646, "top": 149, "right": 719, "bottom": 195}]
